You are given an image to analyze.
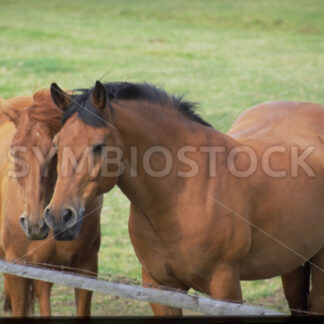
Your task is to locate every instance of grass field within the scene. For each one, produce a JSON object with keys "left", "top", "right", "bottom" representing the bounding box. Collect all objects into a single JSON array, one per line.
[{"left": 0, "top": 0, "right": 324, "bottom": 316}]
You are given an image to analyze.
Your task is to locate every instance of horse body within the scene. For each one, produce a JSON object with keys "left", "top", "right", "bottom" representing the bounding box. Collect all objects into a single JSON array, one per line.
[
  {"left": 0, "top": 93, "right": 102, "bottom": 317},
  {"left": 114, "top": 100, "right": 322, "bottom": 282},
  {"left": 0, "top": 96, "right": 33, "bottom": 258},
  {"left": 123, "top": 99, "right": 324, "bottom": 313},
  {"left": 229, "top": 101, "right": 324, "bottom": 279},
  {"left": 112, "top": 100, "right": 324, "bottom": 293},
  {"left": 47, "top": 81, "right": 324, "bottom": 314}
]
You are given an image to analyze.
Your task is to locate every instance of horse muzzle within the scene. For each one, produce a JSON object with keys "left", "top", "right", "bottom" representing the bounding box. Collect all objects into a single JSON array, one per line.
[
  {"left": 19, "top": 215, "right": 50, "bottom": 240},
  {"left": 44, "top": 205, "right": 85, "bottom": 241}
]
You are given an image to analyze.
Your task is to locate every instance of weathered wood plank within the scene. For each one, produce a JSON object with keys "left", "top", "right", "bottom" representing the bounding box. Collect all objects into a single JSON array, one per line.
[{"left": 0, "top": 260, "right": 283, "bottom": 316}]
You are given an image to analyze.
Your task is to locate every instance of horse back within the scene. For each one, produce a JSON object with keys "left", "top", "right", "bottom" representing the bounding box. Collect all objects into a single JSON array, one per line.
[{"left": 228, "top": 101, "right": 324, "bottom": 142}]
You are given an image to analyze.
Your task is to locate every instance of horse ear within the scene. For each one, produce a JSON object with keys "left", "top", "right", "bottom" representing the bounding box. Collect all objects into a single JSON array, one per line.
[
  {"left": 50, "top": 83, "right": 71, "bottom": 111},
  {"left": 0, "top": 97, "right": 20, "bottom": 126},
  {"left": 91, "top": 80, "right": 106, "bottom": 112}
]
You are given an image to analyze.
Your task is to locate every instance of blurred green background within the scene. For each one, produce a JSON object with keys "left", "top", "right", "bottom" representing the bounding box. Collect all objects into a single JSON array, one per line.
[{"left": 0, "top": 0, "right": 323, "bottom": 316}]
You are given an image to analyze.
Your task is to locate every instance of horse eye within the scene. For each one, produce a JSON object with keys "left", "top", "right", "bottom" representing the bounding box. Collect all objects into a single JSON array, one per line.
[{"left": 92, "top": 143, "right": 105, "bottom": 155}]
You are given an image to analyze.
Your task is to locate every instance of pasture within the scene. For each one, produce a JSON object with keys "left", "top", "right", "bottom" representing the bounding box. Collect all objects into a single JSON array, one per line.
[{"left": 0, "top": 0, "right": 324, "bottom": 316}]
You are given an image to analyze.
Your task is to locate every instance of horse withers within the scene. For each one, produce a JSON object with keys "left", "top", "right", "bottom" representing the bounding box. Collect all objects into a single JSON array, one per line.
[
  {"left": 46, "top": 81, "right": 322, "bottom": 315},
  {"left": 0, "top": 91, "right": 102, "bottom": 317}
]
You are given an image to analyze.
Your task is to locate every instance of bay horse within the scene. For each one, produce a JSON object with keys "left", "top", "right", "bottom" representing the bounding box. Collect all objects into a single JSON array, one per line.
[
  {"left": 0, "top": 90, "right": 102, "bottom": 316},
  {"left": 45, "top": 81, "right": 322, "bottom": 315}
]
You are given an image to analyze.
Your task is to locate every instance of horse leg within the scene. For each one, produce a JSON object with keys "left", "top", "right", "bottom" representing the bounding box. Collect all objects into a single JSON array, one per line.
[
  {"left": 34, "top": 280, "right": 53, "bottom": 316},
  {"left": 4, "top": 274, "right": 30, "bottom": 317},
  {"left": 308, "top": 248, "right": 324, "bottom": 314},
  {"left": 281, "top": 263, "right": 310, "bottom": 316},
  {"left": 142, "top": 266, "right": 185, "bottom": 316},
  {"left": 74, "top": 255, "right": 98, "bottom": 316},
  {"left": 74, "top": 288, "right": 93, "bottom": 317},
  {"left": 209, "top": 263, "right": 242, "bottom": 303},
  {"left": 3, "top": 276, "right": 12, "bottom": 313}
]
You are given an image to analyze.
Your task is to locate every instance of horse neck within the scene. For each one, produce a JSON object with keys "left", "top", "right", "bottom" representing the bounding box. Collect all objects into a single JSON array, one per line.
[{"left": 112, "top": 100, "right": 236, "bottom": 218}]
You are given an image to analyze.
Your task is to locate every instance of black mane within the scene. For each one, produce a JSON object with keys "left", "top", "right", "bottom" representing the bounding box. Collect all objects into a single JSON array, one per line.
[{"left": 62, "top": 82, "right": 212, "bottom": 128}]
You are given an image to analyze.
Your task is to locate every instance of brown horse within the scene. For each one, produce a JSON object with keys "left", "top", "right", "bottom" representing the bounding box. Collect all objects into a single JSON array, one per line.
[
  {"left": 0, "top": 90, "right": 102, "bottom": 317},
  {"left": 46, "top": 81, "right": 323, "bottom": 315}
]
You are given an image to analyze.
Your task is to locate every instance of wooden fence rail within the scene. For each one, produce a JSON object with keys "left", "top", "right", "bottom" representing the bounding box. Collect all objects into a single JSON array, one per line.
[{"left": 0, "top": 260, "right": 283, "bottom": 316}]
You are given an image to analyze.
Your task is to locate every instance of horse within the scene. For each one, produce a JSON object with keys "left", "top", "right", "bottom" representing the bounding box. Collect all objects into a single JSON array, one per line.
[
  {"left": 0, "top": 90, "right": 102, "bottom": 317},
  {"left": 45, "top": 80, "right": 323, "bottom": 315}
]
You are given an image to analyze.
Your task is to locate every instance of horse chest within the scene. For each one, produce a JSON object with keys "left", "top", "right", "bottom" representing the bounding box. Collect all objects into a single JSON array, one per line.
[
  {"left": 130, "top": 224, "right": 212, "bottom": 288},
  {"left": 53, "top": 248, "right": 74, "bottom": 264}
]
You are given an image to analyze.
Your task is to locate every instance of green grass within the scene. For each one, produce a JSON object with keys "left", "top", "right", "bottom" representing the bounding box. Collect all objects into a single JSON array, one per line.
[{"left": 0, "top": 0, "right": 323, "bottom": 316}]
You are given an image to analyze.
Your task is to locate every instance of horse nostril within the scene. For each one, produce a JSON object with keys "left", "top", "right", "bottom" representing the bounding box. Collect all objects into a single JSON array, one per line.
[
  {"left": 62, "top": 208, "right": 74, "bottom": 225},
  {"left": 19, "top": 215, "right": 28, "bottom": 231},
  {"left": 40, "top": 219, "right": 49, "bottom": 231},
  {"left": 44, "top": 207, "right": 54, "bottom": 227}
]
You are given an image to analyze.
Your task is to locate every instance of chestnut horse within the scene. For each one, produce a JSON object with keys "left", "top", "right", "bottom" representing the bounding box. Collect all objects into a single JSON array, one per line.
[
  {"left": 0, "top": 91, "right": 102, "bottom": 317},
  {"left": 46, "top": 81, "right": 323, "bottom": 315}
]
